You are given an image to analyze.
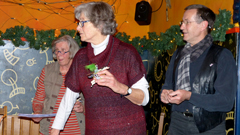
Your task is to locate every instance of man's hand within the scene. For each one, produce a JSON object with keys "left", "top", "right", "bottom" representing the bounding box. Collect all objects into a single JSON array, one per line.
[
  {"left": 161, "top": 89, "right": 174, "bottom": 104},
  {"left": 73, "top": 101, "right": 84, "bottom": 113},
  {"left": 168, "top": 89, "right": 192, "bottom": 104}
]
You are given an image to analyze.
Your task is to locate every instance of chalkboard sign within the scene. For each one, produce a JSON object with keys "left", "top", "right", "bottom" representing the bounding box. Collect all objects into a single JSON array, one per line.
[{"left": 0, "top": 40, "right": 54, "bottom": 115}]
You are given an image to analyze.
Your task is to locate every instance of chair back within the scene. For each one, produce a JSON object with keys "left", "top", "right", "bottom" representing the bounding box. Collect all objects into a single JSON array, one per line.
[
  {"left": 11, "top": 116, "right": 40, "bottom": 135},
  {"left": 157, "top": 112, "right": 165, "bottom": 135},
  {"left": 0, "top": 106, "right": 7, "bottom": 135},
  {"left": 0, "top": 113, "right": 40, "bottom": 135}
]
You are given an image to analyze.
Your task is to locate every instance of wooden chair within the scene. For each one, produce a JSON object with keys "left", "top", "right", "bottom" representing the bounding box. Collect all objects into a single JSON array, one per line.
[
  {"left": 0, "top": 114, "right": 40, "bottom": 135},
  {"left": 157, "top": 112, "right": 165, "bottom": 135},
  {"left": 10, "top": 115, "right": 40, "bottom": 135},
  {"left": 0, "top": 106, "right": 7, "bottom": 135}
]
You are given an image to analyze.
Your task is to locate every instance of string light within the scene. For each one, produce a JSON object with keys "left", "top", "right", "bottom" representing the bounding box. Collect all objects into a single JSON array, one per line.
[
  {"left": 2, "top": 0, "right": 132, "bottom": 37},
  {"left": 0, "top": 0, "right": 82, "bottom": 31}
]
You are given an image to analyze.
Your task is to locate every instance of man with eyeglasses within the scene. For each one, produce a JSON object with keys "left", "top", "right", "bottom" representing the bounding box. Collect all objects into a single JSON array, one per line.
[{"left": 160, "top": 4, "right": 237, "bottom": 135}]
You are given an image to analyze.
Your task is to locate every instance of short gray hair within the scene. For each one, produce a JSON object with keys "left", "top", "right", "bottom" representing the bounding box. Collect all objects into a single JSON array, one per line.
[
  {"left": 185, "top": 4, "right": 215, "bottom": 34},
  {"left": 52, "top": 35, "right": 80, "bottom": 60},
  {"left": 75, "top": 1, "right": 117, "bottom": 35}
]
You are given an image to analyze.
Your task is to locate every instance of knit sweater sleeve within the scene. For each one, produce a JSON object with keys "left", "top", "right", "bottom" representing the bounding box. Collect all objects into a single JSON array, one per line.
[{"left": 32, "top": 68, "right": 46, "bottom": 114}]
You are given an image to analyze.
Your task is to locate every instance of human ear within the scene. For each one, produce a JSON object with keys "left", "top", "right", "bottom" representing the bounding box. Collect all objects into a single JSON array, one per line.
[{"left": 201, "top": 21, "right": 209, "bottom": 31}]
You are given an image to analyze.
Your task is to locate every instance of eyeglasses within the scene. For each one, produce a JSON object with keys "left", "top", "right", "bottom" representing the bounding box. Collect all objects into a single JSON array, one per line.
[
  {"left": 54, "top": 50, "right": 69, "bottom": 55},
  {"left": 77, "top": 20, "right": 90, "bottom": 27},
  {"left": 180, "top": 20, "right": 197, "bottom": 25}
]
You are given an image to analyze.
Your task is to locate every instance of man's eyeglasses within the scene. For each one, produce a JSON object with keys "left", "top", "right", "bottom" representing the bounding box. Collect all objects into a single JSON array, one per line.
[
  {"left": 180, "top": 20, "right": 197, "bottom": 25},
  {"left": 78, "top": 20, "right": 90, "bottom": 27},
  {"left": 54, "top": 50, "right": 69, "bottom": 55}
]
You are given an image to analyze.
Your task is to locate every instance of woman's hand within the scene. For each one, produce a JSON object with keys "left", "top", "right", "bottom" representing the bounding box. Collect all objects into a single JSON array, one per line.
[
  {"left": 94, "top": 69, "right": 145, "bottom": 105},
  {"left": 32, "top": 117, "right": 42, "bottom": 123},
  {"left": 94, "top": 69, "right": 127, "bottom": 95},
  {"left": 73, "top": 101, "right": 84, "bottom": 113},
  {"left": 50, "top": 128, "right": 60, "bottom": 135},
  {"left": 31, "top": 113, "right": 43, "bottom": 122}
]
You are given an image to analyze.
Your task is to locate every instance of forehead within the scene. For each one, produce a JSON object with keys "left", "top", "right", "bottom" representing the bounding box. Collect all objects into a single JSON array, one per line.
[
  {"left": 79, "top": 13, "right": 88, "bottom": 20},
  {"left": 183, "top": 9, "right": 197, "bottom": 20},
  {"left": 55, "top": 41, "right": 69, "bottom": 49}
]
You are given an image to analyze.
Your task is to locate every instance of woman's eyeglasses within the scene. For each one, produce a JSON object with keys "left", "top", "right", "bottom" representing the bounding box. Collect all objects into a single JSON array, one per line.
[
  {"left": 54, "top": 50, "right": 69, "bottom": 55},
  {"left": 78, "top": 20, "right": 90, "bottom": 27}
]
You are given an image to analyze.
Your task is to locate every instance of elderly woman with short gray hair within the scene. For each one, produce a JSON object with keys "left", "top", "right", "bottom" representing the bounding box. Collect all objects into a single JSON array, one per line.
[{"left": 51, "top": 2, "right": 149, "bottom": 135}]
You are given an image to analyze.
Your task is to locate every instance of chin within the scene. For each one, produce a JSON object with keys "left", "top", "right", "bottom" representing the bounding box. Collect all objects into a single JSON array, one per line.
[{"left": 183, "top": 36, "right": 189, "bottom": 41}]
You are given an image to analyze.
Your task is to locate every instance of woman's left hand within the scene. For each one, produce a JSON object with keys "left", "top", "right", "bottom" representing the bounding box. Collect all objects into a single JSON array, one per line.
[
  {"left": 94, "top": 69, "right": 128, "bottom": 95},
  {"left": 73, "top": 101, "right": 84, "bottom": 113}
]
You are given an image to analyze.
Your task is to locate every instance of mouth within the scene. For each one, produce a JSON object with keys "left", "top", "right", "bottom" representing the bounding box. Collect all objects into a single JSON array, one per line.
[
  {"left": 79, "top": 33, "right": 83, "bottom": 36},
  {"left": 58, "top": 59, "right": 63, "bottom": 62},
  {"left": 182, "top": 32, "right": 188, "bottom": 36}
]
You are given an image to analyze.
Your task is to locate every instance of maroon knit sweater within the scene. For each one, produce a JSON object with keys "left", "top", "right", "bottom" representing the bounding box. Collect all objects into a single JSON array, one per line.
[{"left": 65, "top": 36, "right": 147, "bottom": 135}]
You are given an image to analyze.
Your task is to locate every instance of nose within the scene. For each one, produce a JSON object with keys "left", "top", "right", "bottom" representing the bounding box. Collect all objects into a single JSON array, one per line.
[
  {"left": 56, "top": 52, "right": 64, "bottom": 57},
  {"left": 76, "top": 25, "right": 82, "bottom": 32},
  {"left": 180, "top": 23, "right": 185, "bottom": 30},
  {"left": 56, "top": 53, "right": 62, "bottom": 57}
]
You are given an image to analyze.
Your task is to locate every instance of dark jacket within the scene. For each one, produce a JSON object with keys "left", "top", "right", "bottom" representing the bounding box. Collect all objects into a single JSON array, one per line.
[
  {"left": 175, "top": 45, "right": 226, "bottom": 133},
  {"left": 173, "top": 44, "right": 225, "bottom": 132}
]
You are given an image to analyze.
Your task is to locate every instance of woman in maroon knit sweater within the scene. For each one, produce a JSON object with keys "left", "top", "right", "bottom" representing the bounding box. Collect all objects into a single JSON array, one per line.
[{"left": 51, "top": 2, "right": 149, "bottom": 135}]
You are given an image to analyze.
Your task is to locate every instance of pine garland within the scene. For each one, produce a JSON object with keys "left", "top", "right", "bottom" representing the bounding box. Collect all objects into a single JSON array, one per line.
[
  {"left": 211, "top": 9, "right": 234, "bottom": 41},
  {"left": 0, "top": 9, "right": 234, "bottom": 56}
]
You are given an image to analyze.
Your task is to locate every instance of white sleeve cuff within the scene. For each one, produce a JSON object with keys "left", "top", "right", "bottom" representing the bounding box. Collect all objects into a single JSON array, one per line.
[
  {"left": 51, "top": 87, "right": 79, "bottom": 130},
  {"left": 131, "top": 76, "right": 149, "bottom": 106}
]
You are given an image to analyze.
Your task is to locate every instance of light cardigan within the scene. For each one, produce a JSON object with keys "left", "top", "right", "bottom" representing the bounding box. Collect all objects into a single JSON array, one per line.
[{"left": 52, "top": 35, "right": 149, "bottom": 130}]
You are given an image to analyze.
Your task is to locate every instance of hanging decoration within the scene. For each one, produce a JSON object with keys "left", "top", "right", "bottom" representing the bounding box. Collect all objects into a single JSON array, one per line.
[{"left": 0, "top": 9, "right": 234, "bottom": 56}]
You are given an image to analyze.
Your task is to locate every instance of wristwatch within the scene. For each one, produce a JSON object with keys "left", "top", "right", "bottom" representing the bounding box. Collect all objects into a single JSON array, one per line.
[{"left": 122, "top": 87, "right": 132, "bottom": 97}]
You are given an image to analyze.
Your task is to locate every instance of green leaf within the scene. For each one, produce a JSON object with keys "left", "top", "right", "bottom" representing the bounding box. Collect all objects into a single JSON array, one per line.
[{"left": 85, "top": 63, "right": 97, "bottom": 72}]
